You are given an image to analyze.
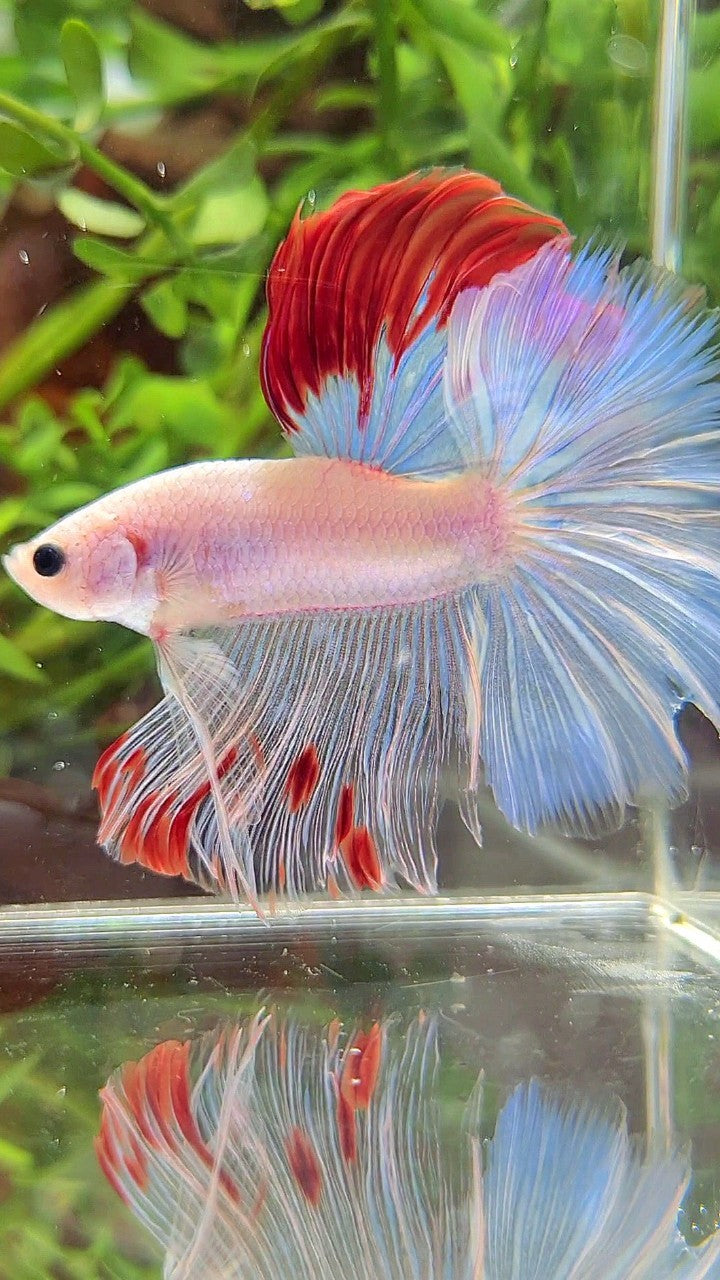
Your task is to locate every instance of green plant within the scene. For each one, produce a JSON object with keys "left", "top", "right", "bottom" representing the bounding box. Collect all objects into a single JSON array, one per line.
[{"left": 0, "top": 0, "right": 717, "bottom": 774}]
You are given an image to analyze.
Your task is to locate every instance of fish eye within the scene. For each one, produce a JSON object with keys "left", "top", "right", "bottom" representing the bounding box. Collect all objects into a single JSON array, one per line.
[{"left": 32, "top": 543, "right": 66, "bottom": 578}]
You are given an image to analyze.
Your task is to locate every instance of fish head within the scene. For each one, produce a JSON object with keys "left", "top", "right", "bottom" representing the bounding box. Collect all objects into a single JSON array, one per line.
[{"left": 3, "top": 498, "right": 156, "bottom": 630}]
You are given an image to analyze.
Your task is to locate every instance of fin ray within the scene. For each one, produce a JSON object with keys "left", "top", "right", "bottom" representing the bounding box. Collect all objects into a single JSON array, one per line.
[
  {"left": 445, "top": 239, "right": 720, "bottom": 834},
  {"left": 94, "top": 598, "right": 475, "bottom": 901},
  {"left": 262, "top": 170, "right": 567, "bottom": 478}
]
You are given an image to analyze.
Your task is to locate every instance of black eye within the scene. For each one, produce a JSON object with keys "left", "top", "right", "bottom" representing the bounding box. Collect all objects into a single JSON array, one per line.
[{"left": 32, "top": 543, "right": 66, "bottom": 577}]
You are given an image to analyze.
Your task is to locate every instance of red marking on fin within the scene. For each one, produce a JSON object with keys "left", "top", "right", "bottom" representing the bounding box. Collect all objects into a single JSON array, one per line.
[
  {"left": 92, "top": 730, "right": 128, "bottom": 799},
  {"left": 285, "top": 743, "right": 321, "bottom": 812},
  {"left": 93, "top": 733, "right": 139, "bottom": 807},
  {"left": 98, "top": 739, "right": 238, "bottom": 883},
  {"left": 98, "top": 1040, "right": 241, "bottom": 1209},
  {"left": 251, "top": 1174, "right": 268, "bottom": 1222},
  {"left": 340, "top": 825, "right": 383, "bottom": 891},
  {"left": 336, "top": 1090, "right": 357, "bottom": 1163},
  {"left": 286, "top": 1126, "right": 323, "bottom": 1205},
  {"left": 340, "top": 1023, "right": 382, "bottom": 1111},
  {"left": 96, "top": 745, "right": 147, "bottom": 843},
  {"left": 249, "top": 731, "right": 266, "bottom": 773},
  {"left": 335, "top": 783, "right": 354, "bottom": 848},
  {"left": 95, "top": 1104, "right": 149, "bottom": 1205},
  {"left": 262, "top": 170, "right": 568, "bottom": 431}
]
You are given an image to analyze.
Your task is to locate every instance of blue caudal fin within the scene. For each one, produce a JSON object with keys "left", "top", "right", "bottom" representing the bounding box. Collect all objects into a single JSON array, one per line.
[
  {"left": 444, "top": 241, "right": 720, "bottom": 835},
  {"left": 484, "top": 1080, "right": 720, "bottom": 1279}
]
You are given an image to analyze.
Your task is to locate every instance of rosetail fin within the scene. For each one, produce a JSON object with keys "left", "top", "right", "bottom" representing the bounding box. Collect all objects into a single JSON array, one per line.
[
  {"left": 445, "top": 241, "right": 720, "bottom": 834},
  {"left": 484, "top": 1080, "right": 720, "bottom": 1278},
  {"left": 261, "top": 169, "right": 567, "bottom": 477},
  {"left": 94, "top": 600, "right": 476, "bottom": 900}
]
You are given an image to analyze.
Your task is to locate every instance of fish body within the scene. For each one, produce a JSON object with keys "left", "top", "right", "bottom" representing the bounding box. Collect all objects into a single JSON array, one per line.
[
  {"left": 5, "top": 458, "right": 509, "bottom": 632},
  {"left": 5, "top": 168, "right": 720, "bottom": 905}
]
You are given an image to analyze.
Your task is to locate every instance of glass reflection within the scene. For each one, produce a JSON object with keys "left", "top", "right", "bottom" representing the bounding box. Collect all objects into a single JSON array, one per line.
[{"left": 96, "top": 1011, "right": 720, "bottom": 1279}]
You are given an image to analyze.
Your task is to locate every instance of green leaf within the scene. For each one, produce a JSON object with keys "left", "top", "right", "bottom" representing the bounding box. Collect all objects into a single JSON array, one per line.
[
  {"left": 0, "top": 1050, "right": 42, "bottom": 1107},
  {"left": 244, "top": 0, "right": 321, "bottom": 13},
  {"left": 60, "top": 19, "right": 105, "bottom": 133},
  {"left": 0, "top": 1137, "right": 32, "bottom": 1173},
  {"left": 0, "top": 278, "right": 130, "bottom": 412},
  {"left": 432, "top": 34, "right": 543, "bottom": 206},
  {"left": 72, "top": 237, "right": 159, "bottom": 281},
  {"left": 192, "top": 175, "right": 269, "bottom": 246},
  {"left": 690, "top": 66, "right": 720, "bottom": 150},
  {"left": 109, "top": 374, "right": 236, "bottom": 448},
  {"left": 58, "top": 189, "right": 145, "bottom": 238},
  {"left": 141, "top": 279, "right": 188, "bottom": 339},
  {"left": 41, "top": 482, "right": 102, "bottom": 513},
  {"left": 0, "top": 634, "right": 47, "bottom": 684},
  {"left": 409, "top": 0, "right": 510, "bottom": 55},
  {"left": 0, "top": 122, "right": 74, "bottom": 178},
  {"left": 0, "top": 498, "right": 30, "bottom": 540}
]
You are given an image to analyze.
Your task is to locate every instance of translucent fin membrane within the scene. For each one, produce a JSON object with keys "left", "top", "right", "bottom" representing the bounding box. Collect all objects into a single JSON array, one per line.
[
  {"left": 445, "top": 241, "right": 720, "bottom": 835},
  {"left": 484, "top": 1081, "right": 720, "bottom": 1280},
  {"left": 97, "top": 1015, "right": 720, "bottom": 1279},
  {"left": 97, "top": 1016, "right": 480, "bottom": 1280},
  {"left": 261, "top": 169, "right": 567, "bottom": 476},
  {"left": 93, "top": 595, "right": 477, "bottom": 903}
]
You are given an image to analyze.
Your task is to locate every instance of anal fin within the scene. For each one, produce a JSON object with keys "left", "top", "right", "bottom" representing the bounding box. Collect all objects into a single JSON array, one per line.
[{"left": 93, "top": 597, "right": 476, "bottom": 903}]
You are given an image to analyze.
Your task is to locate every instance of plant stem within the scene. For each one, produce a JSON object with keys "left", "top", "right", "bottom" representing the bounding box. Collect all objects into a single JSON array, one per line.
[
  {"left": 0, "top": 91, "right": 184, "bottom": 248},
  {"left": 372, "top": 0, "right": 400, "bottom": 171}
]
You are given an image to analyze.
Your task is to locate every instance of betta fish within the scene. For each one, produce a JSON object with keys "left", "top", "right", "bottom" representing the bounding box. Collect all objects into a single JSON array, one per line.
[
  {"left": 97, "top": 1013, "right": 720, "bottom": 1278},
  {"left": 4, "top": 169, "right": 720, "bottom": 908}
]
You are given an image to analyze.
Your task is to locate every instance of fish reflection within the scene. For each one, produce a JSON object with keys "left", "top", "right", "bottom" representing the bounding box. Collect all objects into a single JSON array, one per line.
[{"left": 97, "top": 1013, "right": 720, "bottom": 1278}]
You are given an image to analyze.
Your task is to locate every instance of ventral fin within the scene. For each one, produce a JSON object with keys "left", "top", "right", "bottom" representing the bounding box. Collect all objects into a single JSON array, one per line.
[{"left": 261, "top": 169, "right": 568, "bottom": 477}]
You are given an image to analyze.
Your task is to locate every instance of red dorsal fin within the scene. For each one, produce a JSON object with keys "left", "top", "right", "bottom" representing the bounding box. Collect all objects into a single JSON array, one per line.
[{"left": 261, "top": 169, "right": 568, "bottom": 437}]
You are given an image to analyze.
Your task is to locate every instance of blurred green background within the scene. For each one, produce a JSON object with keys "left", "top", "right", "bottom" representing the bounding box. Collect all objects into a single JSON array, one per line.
[{"left": 2, "top": 0, "right": 720, "bottom": 793}]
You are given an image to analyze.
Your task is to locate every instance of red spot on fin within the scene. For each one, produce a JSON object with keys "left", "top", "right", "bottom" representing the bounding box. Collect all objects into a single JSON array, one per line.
[
  {"left": 95, "top": 734, "right": 238, "bottom": 884},
  {"left": 249, "top": 731, "right": 266, "bottom": 773},
  {"left": 340, "top": 825, "right": 383, "bottom": 891},
  {"left": 95, "top": 1103, "right": 148, "bottom": 1205},
  {"left": 285, "top": 743, "right": 320, "bottom": 812},
  {"left": 336, "top": 1090, "right": 357, "bottom": 1163},
  {"left": 262, "top": 170, "right": 568, "bottom": 431},
  {"left": 286, "top": 1126, "right": 323, "bottom": 1205},
  {"left": 340, "top": 1023, "right": 382, "bottom": 1111},
  {"left": 97, "top": 1040, "right": 241, "bottom": 1210},
  {"left": 335, "top": 783, "right": 354, "bottom": 848}
]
